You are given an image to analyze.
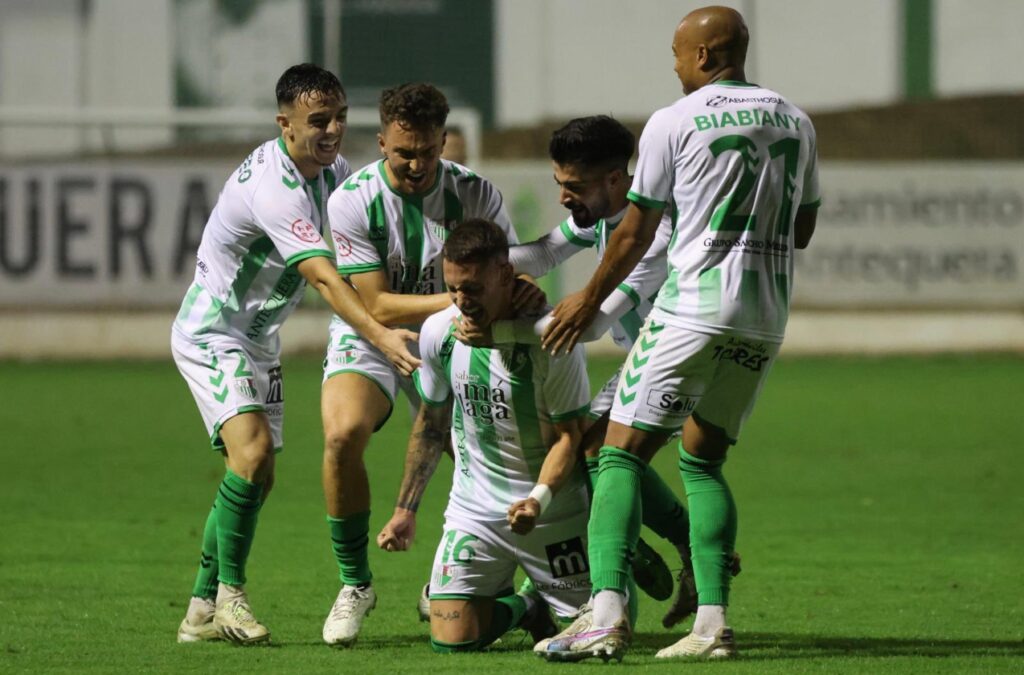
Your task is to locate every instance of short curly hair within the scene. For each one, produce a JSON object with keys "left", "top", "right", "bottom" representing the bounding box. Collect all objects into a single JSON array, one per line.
[
  {"left": 443, "top": 219, "right": 509, "bottom": 265},
  {"left": 379, "top": 83, "right": 450, "bottom": 131},
  {"left": 549, "top": 115, "right": 635, "bottom": 171}
]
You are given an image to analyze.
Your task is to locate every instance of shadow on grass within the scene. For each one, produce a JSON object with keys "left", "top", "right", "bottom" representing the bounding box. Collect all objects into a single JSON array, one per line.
[{"left": 632, "top": 631, "right": 1024, "bottom": 659}]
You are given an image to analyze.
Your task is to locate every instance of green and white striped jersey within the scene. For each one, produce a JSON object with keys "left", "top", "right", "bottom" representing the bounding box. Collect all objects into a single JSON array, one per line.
[
  {"left": 415, "top": 305, "right": 591, "bottom": 522},
  {"left": 327, "top": 159, "right": 517, "bottom": 330},
  {"left": 173, "top": 137, "right": 350, "bottom": 355},
  {"left": 509, "top": 208, "right": 671, "bottom": 350},
  {"left": 629, "top": 81, "right": 821, "bottom": 342}
]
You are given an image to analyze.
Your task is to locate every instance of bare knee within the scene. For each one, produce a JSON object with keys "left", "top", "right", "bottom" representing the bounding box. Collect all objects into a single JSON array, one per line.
[
  {"left": 682, "top": 415, "right": 731, "bottom": 461},
  {"left": 580, "top": 413, "right": 607, "bottom": 459},
  {"left": 430, "top": 599, "right": 486, "bottom": 644},
  {"left": 221, "top": 414, "right": 275, "bottom": 483},
  {"left": 323, "top": 417, "right": 374, "bottom": 466}
]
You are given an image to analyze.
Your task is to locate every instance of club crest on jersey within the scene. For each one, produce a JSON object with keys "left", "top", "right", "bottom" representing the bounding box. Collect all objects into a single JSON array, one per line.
[
  {"left": 432, "top": 219, "right": 458, "bottom": 241},
  {"left": 500, "top": 346, "right": 530, "bottom": 373},
  {"left": 235, "top": 377, "right": 258, "bottom": 401},
  {"left": 291, "top": 219, "right": 320, "bottom": 243}
]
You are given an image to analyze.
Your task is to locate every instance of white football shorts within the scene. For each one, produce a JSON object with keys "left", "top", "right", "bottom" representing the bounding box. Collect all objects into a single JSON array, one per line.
[
  {"left": 171, "top": 330, "right": 284, "bottom": 451},
  {"left": 609, "top": 319, "right": 779, "bottom": 442},
  {"left": 428, "top": 510, "right": 592, "bottom": 619},
  {"left": 322, "top": 317, "right": 421, "bottom": 426}
]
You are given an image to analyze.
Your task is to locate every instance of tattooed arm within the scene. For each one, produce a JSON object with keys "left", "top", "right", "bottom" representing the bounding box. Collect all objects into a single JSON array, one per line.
[{"left": 376, "top": 400, "right": 452, "bottom": 552}]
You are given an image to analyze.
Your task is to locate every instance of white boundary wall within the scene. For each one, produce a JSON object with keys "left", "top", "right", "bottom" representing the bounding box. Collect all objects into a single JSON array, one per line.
[{"left": 1, "top": 159, "right": 1021, "bottom": 358}]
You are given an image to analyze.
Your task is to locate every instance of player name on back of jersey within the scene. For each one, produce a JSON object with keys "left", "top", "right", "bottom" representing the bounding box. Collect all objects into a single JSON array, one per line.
[{"left": 694, "top": 108, "right": 802, "bottom": 132}]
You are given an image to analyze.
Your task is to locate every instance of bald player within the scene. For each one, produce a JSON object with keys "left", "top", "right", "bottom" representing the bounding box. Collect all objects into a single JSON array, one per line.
[{"left": 537, "top": 6, "right": 820, "bottom": 662}]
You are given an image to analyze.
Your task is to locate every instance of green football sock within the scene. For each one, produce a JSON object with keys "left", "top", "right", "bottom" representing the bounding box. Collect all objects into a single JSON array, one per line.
[
  {"left": 481, "top": 594, "right": 527, "bottom": 645},
  {"left": 190, "top": 503, "right": 219, "bottom": 599},
  {"left": 678, "top": 444, "right": 737, "bottom": 606},
  {"left": 641, "top": 468, "right": 691, "bottom": 553},
  {"left": 214, "top": 470, "right": 264, "bottom": 586},
  {"left": 588, "top": 446, "right": 645, "bottom": 593},
  {"left": 328, "top": 511, "right": 372, "bottom": 586}
]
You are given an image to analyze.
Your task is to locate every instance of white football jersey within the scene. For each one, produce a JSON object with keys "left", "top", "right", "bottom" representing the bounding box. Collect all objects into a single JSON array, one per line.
[
  {"left": 415, "top": 305, "right": 591, "bottom": 523},
  {"left": 630, "top": 81, "right": 821, "bottom": 342},
  {"left": 174, "top": 138, "right": 352, "bottom": 354},
  {"left": 328, "top": 159, "right": 517, "bottom": 330}
]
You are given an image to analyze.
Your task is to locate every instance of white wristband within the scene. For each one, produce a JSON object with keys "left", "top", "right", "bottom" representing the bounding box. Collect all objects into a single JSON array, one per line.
[{"left": 528, "top": 483, "right": 553, "bottom": 514}]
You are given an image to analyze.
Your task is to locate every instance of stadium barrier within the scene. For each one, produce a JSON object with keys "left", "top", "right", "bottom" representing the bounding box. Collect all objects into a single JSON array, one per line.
[{"left": 1, "top": 160, "right": 1021, "bottom": 358}]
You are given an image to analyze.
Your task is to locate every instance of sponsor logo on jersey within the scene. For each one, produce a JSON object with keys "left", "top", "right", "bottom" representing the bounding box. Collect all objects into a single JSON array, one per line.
[
  {"left": 265, "top": 366, "right": 283, "bottom": 404},
  {"left": 332, "top": 232, "right": 353, "bottom": 256},
  {"left": 545, "top": 537, "right": 589, "bottom": 578},
  {"left": 711, "top": 338, "right": 771, "bottom": 372},
  {"left": 647, "top": 387, "right": 696, "bottom": 413},
  {"left": 532, "top": 578, "right": 592, "bottom": 592},
  {"left": 291, "top": 218, "right": 320, "bottom": 243},
  {"left": 706, "top": 94, "right": 784, "bottom": 107},
  {"left": 648, "top": 389, "right": 698, "bottom": 414},
  {"left": 458, "top": 379, "right": 511, "bottom": 424},
  {"left": 704, "top": 237, "right": 790, "bottom": 255}
]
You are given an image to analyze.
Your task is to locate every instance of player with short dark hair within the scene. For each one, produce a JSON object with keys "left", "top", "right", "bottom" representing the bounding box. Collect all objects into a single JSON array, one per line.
[
  {"left": 377, "top": 219, "right": 593, "bottom": 653},
  {"left": 457, "top": 113, "right": 744, "bottom": 627},
  {"left": 172, "top": 63, "right": 418, "bottom": 645},
  {"left": 539, "top": 6, "right": 820, "bottom": 661},
  {"left": 317, "top": 83, "right": 540, "bottom": 647}
]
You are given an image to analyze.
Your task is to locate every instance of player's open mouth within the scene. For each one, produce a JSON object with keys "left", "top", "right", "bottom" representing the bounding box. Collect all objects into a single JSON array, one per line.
[
  {"left": 318, "top": 139, "right": 339, "bottom": 153},
  {"left": 407, "top": 172, "right": 426, "bottom": 186}
]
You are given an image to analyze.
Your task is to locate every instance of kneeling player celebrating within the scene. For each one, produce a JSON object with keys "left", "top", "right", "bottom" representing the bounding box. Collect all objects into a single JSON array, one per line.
[{"left": 377, "top": 219, "right": 593, "bottom": 652}]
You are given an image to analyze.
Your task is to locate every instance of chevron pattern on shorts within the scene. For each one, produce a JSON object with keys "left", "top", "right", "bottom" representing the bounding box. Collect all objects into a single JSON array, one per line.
[{"left": 618, "top": 320, "right": 664, "bottom": 406}]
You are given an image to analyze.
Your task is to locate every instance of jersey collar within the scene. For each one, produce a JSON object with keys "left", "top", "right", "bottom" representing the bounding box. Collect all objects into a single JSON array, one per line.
[{"left": 377, "top": 158, "right": 444, "bottom": 201}]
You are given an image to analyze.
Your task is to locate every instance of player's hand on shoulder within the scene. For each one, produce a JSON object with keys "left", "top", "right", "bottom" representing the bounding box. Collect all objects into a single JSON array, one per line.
[
  {"left": 377, "top": 509, "right": 417, "bottom": 552},
  {"left": 512, "top": 277, "right": 547, "bottom": 316},
  {"left": 452, "top": 315, "right": 492, "bottom": 347},
  {"left": 507, "top": 498, "right": 540, "bottom": 535},
  {"left": 542, "top": 290, "right": 597, "bottom": 355},
  {"left": 375, "top": 328, "right": 421, "bottom": 376}
]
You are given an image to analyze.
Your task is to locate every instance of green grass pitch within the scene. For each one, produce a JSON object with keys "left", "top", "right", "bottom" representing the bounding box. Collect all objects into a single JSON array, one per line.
[{"left": 1, "top": 354, "right": 1022, "bottom": 673}]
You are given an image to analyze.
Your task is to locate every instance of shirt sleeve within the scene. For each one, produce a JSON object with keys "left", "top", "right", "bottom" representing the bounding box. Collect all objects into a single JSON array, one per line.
[
  {"left": 543, "top": 346, "right": 591, "bottom": 422},
  {"left": 628, "top": 106, "right": 678, "bottom": 209},
  {"left": 413, "top": 310, "right": 453, "bottom": 407},
  {"left": 251, "top": 182, "right": 333, "bottom": 267},
  {"left": 800, "top": 120, "right": 822, "bottom": 208},
  {"left": 491, "top": 288, "right": 635, "bottom": 346},
  {"left": 327, "top": 187, "right": 385, "bottom": 275},
  {"left": 508, "top": 217, "right": 595, "bottom": 278},
  {"left": 473, "top": 175, "right": 519, "bottom": 244}
]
